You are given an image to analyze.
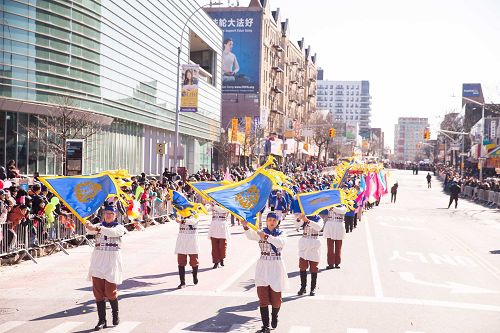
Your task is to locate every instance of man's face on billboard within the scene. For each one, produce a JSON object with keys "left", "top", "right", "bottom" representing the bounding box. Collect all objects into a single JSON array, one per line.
[{"left": 225, "top": 40, "right": 233, "bottom": 51}]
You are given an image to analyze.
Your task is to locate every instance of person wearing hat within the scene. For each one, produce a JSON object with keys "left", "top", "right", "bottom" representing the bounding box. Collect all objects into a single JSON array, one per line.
[
  {"left": 322, "top": 205, "right": 347, "bottom": 269},
  {"left": 209, "top": 203, "right": 230, "bottom": 269},
  {"left": 295, "top": 213, "right": 324, "bottom": 296},
  {"left": 174, "top": 211, "right": 200, "bottom": 289},
  {"left": 242, "top": 212, "right": 288, "bottom": 333},
  {"left": 85, "top": 205, "right": 127, "bottom": 331}
]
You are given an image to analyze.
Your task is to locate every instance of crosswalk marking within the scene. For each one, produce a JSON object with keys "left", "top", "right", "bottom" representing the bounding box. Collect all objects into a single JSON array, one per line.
[
  {"left": 289, "top": 326, "right": 312, "bottom": 333},
  {"left": 0, "top": 321, "right": 428, "bottom": 333},
  {"left": 0, "top": 321, "right": 26, "bottom": 333},
  {"left": 108, "top": 321, "right": 142, "bottom": 332},
  {"left": 44, "top": 321, "right": 83, "bottom": 333}
]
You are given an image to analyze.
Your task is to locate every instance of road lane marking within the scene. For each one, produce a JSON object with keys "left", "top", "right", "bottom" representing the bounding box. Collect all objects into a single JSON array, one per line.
[
  {"left": 44, "top": 321, "right": 83, "bottom": 333},
  {"left": 167, "top": 290, "right": 500, "bottom": 312},
  {"left": 215, "top": 252, "right": 260, "bottom": 293},
  {"left": 390, "top": 251, "right": 478, "bottom": 267},
  {"left": 346, "top": 329, "right": 368, "bottom": 333},
  {"left": 399, "top": 272, "right": 498, "bottom": 294},
  {"left": 108, "top": 321, "right": 141, "bottom": 332},
  {"left": 443, "top": 233, "right": 500, "bottom": 281},
  {"left": 0, "top": 321, "right": 26, "bottom": 333},
  {"left": 364, "top": 216, "right": 383, "bottom": 297}
]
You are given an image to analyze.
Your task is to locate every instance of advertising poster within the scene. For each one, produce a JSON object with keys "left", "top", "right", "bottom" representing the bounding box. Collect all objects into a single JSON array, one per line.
[
  {"left": 231, "top": 118, "right": 239, "bottom": 142},
  {"left": 208, "top": 11, "right": 262, "bottom": 94},
  {"left": 245, "top": 116, "right": 252, "bottom": 135},
  {"left": 180, "top": 64, "right": 199, "bottom": 112}
]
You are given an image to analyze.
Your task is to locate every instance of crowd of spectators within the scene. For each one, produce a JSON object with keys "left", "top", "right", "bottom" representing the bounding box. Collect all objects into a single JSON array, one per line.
[{"left": 435, "top": 164, "right": 500, "bottom": 193}]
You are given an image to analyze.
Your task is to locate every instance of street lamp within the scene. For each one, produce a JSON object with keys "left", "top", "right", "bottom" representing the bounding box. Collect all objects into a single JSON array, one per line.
[{"left": 172, "top": 2, "right": 222, "bottom": 172}]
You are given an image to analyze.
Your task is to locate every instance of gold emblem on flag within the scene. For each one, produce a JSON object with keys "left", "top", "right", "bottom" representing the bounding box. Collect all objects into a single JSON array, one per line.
[
  {"left": 235, "top": 185, "right": 260, "bottom": 209},
  {"left": 310, "top": 197, "right": 330, "bottom": 205},
  {"left": 75, "top": 181, "right": 102, "bottom": 203}
]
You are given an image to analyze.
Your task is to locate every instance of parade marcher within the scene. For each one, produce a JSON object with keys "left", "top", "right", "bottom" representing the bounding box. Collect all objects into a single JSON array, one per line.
[
  {"left": 344, "top": 206, "right": 355, "bottom": 233},
  {"left": 391, "top": 182, "right": 398, "bottom": 203},
  {"left": 448, "top": 179, "right": 461, "bottom": 209},
  {"left": 273, "top": 191, "right": 287, "bottom": 221},
  {"left": 209, "top": 203, "right": 230, "bottom": 269},
  {"left": 86, "top": 205, "right": 127, "bottom": 331},
  {"left": 322, "top": 206, "right": 347, "bottom": 269},
  {"left": 242, "top": 212, "right": 288, "bottom": 333},
  {"left": 426, "top": 173, "right": 432, "bottom": 188},
  {"left": 294, "top": 214, "right": 324, "bottom": 296},
  {"left": 174, "top": 212, "right": 200, "bottom": 289}
]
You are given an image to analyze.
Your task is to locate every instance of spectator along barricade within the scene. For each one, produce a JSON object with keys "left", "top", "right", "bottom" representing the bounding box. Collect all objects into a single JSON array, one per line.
[{"left": 436, "top": 168, "right": 500, "bottom": 209}]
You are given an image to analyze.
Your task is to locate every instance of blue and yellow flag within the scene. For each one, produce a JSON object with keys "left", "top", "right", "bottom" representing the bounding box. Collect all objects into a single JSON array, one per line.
[
  {"left": 188, "top": 181, "right": 230, "bottom": 202},
  {"left": 297, "top": 189, "right": 344, "bottom": 216},
  {"left": 170, "top": 190, "right": 208, "bottom": 217},
  {"left": 38, "top": 173, "right": 119, "bottom": 224},
  {"left": 201, "top": 157, "right": 278, "bottom": 229}
]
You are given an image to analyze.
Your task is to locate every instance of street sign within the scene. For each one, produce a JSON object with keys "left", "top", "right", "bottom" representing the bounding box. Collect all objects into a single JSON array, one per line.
[
  {"left": 302, "top": 129, "right": 313, "bottom": 137},
  {"left": 156, "top": 143, "right": 166, "bottom": 155},
  {"left": 450, "top": 143, "right": 461, "bottom": 151},
  {"left": 459, "top": 153, "right": 468, "bottom": 157}
]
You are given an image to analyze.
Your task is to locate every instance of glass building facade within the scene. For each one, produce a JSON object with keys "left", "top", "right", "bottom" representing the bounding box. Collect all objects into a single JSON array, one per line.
[{"left": 1, "top": 0, "right": 222, "bottom": 175}]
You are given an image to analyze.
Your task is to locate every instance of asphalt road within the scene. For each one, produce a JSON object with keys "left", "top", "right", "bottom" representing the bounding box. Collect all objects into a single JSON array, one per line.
[{"left": 1, "top": 170, "right": 499, "bottom": 333}]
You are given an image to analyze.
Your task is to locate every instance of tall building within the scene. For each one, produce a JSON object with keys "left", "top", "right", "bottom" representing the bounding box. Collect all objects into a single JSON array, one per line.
[
  {"left": 394, "top": 117, "right": 429, "bottom": 162},
  {"left": 205, "top": 0, "right": 317, "bottom": 159},
  {"left": 0, "top": 0, "right": 222, "bottom": 175},
  {"left": 369, "top": 127, "right": 385, "bottom": 158},
  {"left": 316, "top": 79, "right": 372, "bottom": 138}
]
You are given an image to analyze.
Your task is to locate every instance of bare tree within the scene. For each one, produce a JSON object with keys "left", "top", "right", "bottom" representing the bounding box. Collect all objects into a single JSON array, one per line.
[
  {"left": 213, "top": 123, "right": 232, "bottom": 171},
  {"left": 22, "top": 95, "right": 111, "bottom": 175},
  {"left": 310, "top": 112, "right": 333, "bottom": 161}
]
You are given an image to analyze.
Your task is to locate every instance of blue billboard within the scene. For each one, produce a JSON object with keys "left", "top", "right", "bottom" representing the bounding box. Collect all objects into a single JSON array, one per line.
[
  {"left": 208, "top": 11, "right": 261, "bottom": 94},
  {"left": 462, "top": 83, "right": 482, "bottom": 98}
]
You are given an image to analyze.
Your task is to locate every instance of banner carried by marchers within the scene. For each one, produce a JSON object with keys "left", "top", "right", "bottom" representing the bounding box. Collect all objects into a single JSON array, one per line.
[{"left": 180, "top": 64, "right": 199, "bottom": 112}]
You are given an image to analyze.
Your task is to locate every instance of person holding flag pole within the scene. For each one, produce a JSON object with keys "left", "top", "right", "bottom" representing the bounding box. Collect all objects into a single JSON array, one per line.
[
  {"left": 37, "top": 171, "right": 132, "bottom": 331},
  {"left": 294, "top": 213, "right": 324, "bottom": 296},
  {"left": 85, "top": 205, "right": 127, "bottom": 331},
  {"left": 242, "top": 212, "right": 288, "bottom": 333}
]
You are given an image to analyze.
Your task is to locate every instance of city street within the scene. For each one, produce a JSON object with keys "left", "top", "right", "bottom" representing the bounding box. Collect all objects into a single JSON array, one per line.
[{"left": 1, "top": 170, "right": 499, "bottom": 333}]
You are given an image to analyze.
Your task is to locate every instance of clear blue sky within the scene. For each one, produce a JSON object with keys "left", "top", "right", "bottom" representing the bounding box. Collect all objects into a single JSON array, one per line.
[{"left": 236, "top": 0, "right": 500, "bottom": 149}]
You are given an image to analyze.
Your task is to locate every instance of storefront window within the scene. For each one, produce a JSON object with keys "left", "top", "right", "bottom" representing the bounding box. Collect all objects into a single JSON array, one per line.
[{"left": 5, "top": 112, "right": 17, "bottom": 168}]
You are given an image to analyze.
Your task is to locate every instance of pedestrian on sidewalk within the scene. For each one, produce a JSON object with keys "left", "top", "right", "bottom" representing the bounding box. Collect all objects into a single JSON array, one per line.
[
  {"left": 426, "top": 173, "right": 432, "bottom": 188},
  {"left": 86, "top": 205, "right": 126, "bottom": 331},
  {"left": 294, "top": 214, "right": 323, "bottom": 296},
  {"left": 242, "top": 212, "right": 288, "bottom": 333},
  {"left": 323, "top": 206, "right": 347, "bottom": 269},
  {"left": 174, "top": 212, "right": 200, "bottom": 289},
  {"left": 209, "top": 203, "right": 230, "bottom": 269},
  {"left": 391, "top": 182, "right": 398, "bottom": 203},
  {"left": 447, "top": 179, "right": 461, "bottom": 209}
]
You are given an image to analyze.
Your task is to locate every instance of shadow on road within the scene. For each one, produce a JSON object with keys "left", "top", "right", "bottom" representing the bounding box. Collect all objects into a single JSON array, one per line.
[
  {"left": 188, "top": 300, "right": 259, "bottom": 332},
  {"left": 489, "top": 250, "right": 500, "bottom": 254}
]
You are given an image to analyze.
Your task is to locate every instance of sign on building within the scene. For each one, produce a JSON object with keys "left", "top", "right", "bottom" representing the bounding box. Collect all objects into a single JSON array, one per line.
[
  {"left": 180, "top": 64, "right": 199, "bottom": 112},
  {"left": 208, "top": 11, "right": 262, "bottom": 94}
]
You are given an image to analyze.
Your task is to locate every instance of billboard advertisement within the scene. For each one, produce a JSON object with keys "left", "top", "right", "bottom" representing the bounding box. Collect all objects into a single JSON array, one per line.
[
  {"left": 180, "top": 64, "right": 199, "bottom": 112},
  {"left": 208, "top": 10, "right": 261, "bottom": 94},
  {"left": 462, "top": 83, "right": 484, "bottom": 104}
]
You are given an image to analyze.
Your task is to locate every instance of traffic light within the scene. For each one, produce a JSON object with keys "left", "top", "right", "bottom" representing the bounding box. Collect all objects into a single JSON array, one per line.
[
  {"left": 423, "top": 129, "right": 430, "bottom": 140},
  {"left": 329, "top": 128, "right": 336, "bottom": 138}
]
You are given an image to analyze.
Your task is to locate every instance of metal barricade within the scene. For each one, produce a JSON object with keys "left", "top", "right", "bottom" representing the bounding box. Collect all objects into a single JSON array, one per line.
[
  {"left": 463, "top": 186, "right": 474, "bottom": 198},
  {"left": 0, "top": 222, "right": 37, "bottom": 263},
  {"left": 151, "top": 199, "right": 170, "bottom": 223}
]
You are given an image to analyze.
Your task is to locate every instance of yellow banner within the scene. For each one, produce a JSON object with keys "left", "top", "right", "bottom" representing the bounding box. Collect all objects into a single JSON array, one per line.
[{"left": 231, "top": 118, "right": 238, "bottom": 142}]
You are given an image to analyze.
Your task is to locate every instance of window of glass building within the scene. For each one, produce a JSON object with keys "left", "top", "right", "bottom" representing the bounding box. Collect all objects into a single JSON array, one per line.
[{"left": 189, "top": 31, "right": 217, "bottom": 86}]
